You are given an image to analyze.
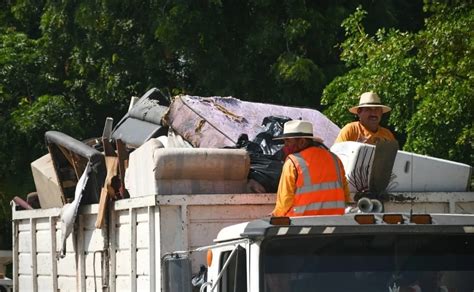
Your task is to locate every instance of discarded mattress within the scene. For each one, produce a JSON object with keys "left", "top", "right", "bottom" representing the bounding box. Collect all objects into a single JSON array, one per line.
[
  {"left": 112, "top": 88, "right": 169, "bottom": 148},
  {"left": 125, "top": 139, "right": 250, "bottom": 196},
  {"left": 331, "top": 141, "right": 472, "bottom": 192},
  {"left": 164, "top": 95, "right": 340, "bottom": 148}
]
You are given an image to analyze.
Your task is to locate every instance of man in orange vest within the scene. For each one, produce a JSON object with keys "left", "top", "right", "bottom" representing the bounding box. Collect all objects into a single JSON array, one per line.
[
  {"left": 335, "top": 91, "right": 396, "bottom": 145},
  {"left": 271, "top": 120, "right": 349, "bottom": 217}
]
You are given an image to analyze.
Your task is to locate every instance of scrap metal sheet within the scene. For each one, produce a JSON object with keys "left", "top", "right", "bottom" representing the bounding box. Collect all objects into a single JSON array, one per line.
[{"left": 165, "top": 95, "right": 340, "bottom": 148}]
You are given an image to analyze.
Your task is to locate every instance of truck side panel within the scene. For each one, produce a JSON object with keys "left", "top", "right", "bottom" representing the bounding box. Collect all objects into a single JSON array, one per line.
[
  {"left": 112, "top": 205, "right": 159, "bottom": 292},
  {"left": 12, "top": 192, "right": 474, "bottom": 291},
  {"left": 12, "top": 194, "right": 275, "bottom": 291},
  {"left": 384, "top": 192, "right": 474, "bottom": 214},
  {"left": 13, "top": 207, "right": 108, "bottom": 292}
]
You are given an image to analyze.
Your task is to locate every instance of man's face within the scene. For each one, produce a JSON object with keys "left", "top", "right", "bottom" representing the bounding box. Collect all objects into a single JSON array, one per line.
[
  {"left": 357, "top": 107, "right": 383, "bottom": 131},
  {"left": 283, "top": 138, "right": 307, "bottom": 157},
  {"left": 284, "top": 138, "right": 299, "bottom": 149}
]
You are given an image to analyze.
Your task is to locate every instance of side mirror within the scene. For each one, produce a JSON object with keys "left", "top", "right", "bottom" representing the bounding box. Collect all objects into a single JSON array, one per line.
[{"left": 163, "top": 253, "right": 193, "bottom": 292}]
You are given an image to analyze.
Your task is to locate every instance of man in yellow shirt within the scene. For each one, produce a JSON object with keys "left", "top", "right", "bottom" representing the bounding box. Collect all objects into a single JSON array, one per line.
[
  {"left": 335, "top": 92, "right": 396, "bottom": 145},
  {"left": 271, "top": 120, "right": 350, "bottom": 217}
]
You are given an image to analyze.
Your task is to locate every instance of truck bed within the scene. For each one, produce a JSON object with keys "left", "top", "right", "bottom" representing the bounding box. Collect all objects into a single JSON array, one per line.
[
  {"left": 12, "top": 193, "right": 274, "bottom": 292},
  {"left": 12, "top": 191, "right": 474, "bottom": 291}
]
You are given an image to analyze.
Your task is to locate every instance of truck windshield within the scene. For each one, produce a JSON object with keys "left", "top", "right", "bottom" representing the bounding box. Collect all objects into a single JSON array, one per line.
[{"left": 262, "top": 234, "right": 474, "bottom": 292}]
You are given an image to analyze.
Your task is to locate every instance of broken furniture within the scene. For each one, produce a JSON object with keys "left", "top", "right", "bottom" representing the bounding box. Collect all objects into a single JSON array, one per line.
[
  {"left": 30, "top": 153, "right": 63, "bottom": 208},
  {"left": 45, "top": 131, "right": 106, "bottom": 205},
  {"left": 111, "top": 88, "right": 169, "bottom": 148},
  {"left": 125, "top": 139, "right": 250, "bottom": 196}
]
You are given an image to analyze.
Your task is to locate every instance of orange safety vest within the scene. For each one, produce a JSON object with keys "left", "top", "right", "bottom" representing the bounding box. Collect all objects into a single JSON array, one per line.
[{"left": 285, "top": 146, "right": 346, "bottom": 216}]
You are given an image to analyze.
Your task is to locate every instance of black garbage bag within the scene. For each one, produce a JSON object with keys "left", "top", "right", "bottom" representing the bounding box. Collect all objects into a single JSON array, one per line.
[
  {"left": 253, "top": 116, "right": 291, "bottom": 156},
  {"left": 248, "top": 152, "right": 284, "bottom": 193},
  {"left": 235, "top": 134, "right": 262, "bottom": 154},
  {"left": 234, "top": 116, "right": 291, "bottom": 192}
]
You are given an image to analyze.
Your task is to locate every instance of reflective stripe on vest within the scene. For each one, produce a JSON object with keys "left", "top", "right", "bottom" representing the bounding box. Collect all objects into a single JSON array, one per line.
[
  {"left": 291, "top": 152, "right": 342, "bottom": 195},
  {"left": 288, "top": 149, "right": 345, "bottom": 215},
  {"left": 293, "top": 200, "right": 346, "bottom": 214}
]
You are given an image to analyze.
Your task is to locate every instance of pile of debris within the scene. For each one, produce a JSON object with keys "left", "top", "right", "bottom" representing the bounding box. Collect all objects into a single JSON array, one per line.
[{"left": 22, "top": 88, "right": 341, "bottom": 223}]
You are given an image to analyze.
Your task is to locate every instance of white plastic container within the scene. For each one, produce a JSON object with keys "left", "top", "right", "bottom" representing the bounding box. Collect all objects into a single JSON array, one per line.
[{"left": 331, "top": 141, "right": 472, "bottom": 192}]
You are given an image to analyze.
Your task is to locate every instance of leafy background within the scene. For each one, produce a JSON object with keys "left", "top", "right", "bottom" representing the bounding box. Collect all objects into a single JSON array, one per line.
[{"left": 0, "top": 0, "right": 472, "bottom": 251}]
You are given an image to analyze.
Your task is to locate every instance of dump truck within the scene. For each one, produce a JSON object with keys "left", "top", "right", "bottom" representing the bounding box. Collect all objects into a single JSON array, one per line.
[
  {"left": 11, "top": 190, "right": 474, "bottom": 292},
  {"left": 11, "top": 138, "right": 474, "bottom": 292},
  {"left": 10, "top": 90, "right": 474, "bottom": 291}
]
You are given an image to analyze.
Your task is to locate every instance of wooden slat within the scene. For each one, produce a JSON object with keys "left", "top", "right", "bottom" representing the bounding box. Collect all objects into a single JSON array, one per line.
[
  {"left": 56, "top": 145, "right": 74, "bottom": 170},
  {"left": 95, "top": 188, "right": 110, "bottom": 229},
  {"left": 95, "top": 157, "right": 119, "bottom": 228},
  {"left": 116, "top": 139, "right": 129, "bottom": 199},
  {"left": 56, "top": 145, "right": 88, "bottom": 182},
  {"left": 102, "top": 137, "right": 116, "bottom": 157}
]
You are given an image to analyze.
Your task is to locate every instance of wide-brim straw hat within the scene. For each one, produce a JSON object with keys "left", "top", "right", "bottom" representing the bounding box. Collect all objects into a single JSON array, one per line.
[
  {"left": 349, "top": 91, "right": 391, "bottom": 114},
  {"left": 273, "top": 120, "right": 323, "bottom": 142}
]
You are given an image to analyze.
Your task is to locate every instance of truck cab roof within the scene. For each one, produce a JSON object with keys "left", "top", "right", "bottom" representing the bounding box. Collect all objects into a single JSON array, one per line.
[{"left": 215, "top": 213, "right": 474, "bottom": 243}]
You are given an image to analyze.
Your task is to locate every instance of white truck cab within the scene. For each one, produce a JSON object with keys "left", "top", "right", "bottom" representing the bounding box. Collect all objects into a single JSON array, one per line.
[{"left": 199, "top": 213, "right": 474, "bottom": 292}]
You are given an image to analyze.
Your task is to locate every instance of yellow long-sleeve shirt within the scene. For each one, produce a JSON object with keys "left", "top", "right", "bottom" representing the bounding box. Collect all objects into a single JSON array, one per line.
[
  {"left": 271, "top": 157, "right": 350, "bottom": 216},
  {"left": 335, "top": 121, "right": 395, "bottom": 145}
]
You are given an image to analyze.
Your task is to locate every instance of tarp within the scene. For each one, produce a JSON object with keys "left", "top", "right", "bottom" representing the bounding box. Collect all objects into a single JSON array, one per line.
[{"left": 164, "top": 95, "right": 341, "bottom": 148}]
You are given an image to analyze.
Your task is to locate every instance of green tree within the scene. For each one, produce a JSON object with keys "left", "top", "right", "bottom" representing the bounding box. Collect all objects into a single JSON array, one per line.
[
  {"left": 322, "top": 2, "right": 473, "bottom": 165},
  {"left": 154, "top": 0, "right": 423, "bottom": 106},
  {"left": 0, "top": 0, "right": 426, "bottom": 184},
  {"left": 407, "top": 2, "right": 473, "bottom": 164},
  {"left": 0, "top": 0, "right": 431, "bottom": 250}
]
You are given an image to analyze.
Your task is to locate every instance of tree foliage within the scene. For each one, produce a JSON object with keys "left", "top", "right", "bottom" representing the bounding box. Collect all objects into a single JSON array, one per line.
[
  {"left": 0, "top": 0, "right": 424, "bottom": 183},
  {"left": 0, "top": 0, "right": 470, "bottom": 250},
  {"left": 322, "top": 2, "right": 473, "bottom": 165},
  {"left": 0, "top": 1, "right": 468, "bottom": 191}
]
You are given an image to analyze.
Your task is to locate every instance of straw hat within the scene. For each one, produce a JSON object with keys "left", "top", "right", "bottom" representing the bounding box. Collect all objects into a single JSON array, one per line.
[
  {"left": 349, "top": 92, "right": 391, "bottom": 114},
  {"left": 273, "top": 120, "right": 323, "bottom": 142}
]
